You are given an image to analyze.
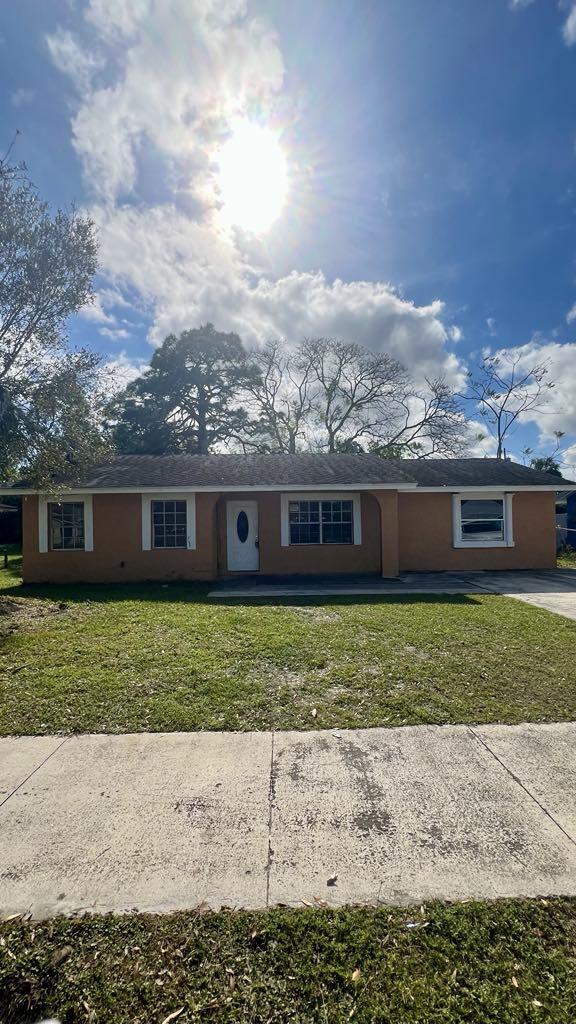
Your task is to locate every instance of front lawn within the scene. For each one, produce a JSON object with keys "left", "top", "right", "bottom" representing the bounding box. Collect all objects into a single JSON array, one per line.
[
  {"left": 1, "top": 562, "right": 575, "bottom": 735},
  {"left": 2, "top": 899, "right": 576, "bottom": 1023}
]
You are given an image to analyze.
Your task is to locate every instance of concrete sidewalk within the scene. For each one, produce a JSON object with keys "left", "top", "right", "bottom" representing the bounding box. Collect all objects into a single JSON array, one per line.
[{"left": 1, "top": 723, "right": 576, "bottom": 919}]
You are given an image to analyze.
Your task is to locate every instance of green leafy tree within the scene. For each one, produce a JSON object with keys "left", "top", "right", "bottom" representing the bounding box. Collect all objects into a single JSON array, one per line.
[
  {"left": 0, "top": 159, "right": 104, "bottom": 485},
  {"left": 529, "top": 455, "right": 562, "bottom": 477},
  {"left": 110, "top": 324, "right": 261, "bottom": 454}
]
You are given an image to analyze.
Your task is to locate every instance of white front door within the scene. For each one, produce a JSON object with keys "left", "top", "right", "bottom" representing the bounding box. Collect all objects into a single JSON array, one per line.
[{"left": 226, "top": 501, "right": 259, "bottom": 571}]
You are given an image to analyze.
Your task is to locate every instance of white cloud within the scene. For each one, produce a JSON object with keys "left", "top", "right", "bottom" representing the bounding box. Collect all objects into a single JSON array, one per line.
[
  {"left": 102, "top": 350, "right": 149, "bottom": 395},
  {"left": 559, "top": 442, "right": 576, "bottom": 479},
  {"left": 49, "top": 0, "right": 465, "bottom": 392},
  {"left": 79, "top": 292, "right": 117, "bottom": 325},
  {"left": 10, "top": 88, "right": 35, "bottom": 107},
  {"left": 466, "top": 420, "right": 499, "bottom": 458},
  {"left": 100, "top": 326, "right": 131, "bottom": 340},
  {"left": 49, "top": 0, "right": 284, "bottom": 202},
  {"left": 486, "top": 317, "right": 497, "bottom": 336},
  {"left": 563, "top": 4, "right": 576, "bottom": 45},
  {"left": 449, "top": 325, "right": 463, "bottom": 342},
  {"left": 93, "top": 199, "right": 465, "bottom": 383},
  {"left": 46, "top": 28, "right": 104, "bottom": 93},
  {"left": 567, "top": 302, "right": 576, "bottom": 324},
  {"left": 509, "top": 0, "right": 535, "bottom": 8}
]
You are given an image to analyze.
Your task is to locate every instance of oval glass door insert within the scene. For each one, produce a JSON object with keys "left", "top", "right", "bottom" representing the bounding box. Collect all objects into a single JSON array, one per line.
[{"left": 236, "top": 510, "right": 249, "bottom": 543}]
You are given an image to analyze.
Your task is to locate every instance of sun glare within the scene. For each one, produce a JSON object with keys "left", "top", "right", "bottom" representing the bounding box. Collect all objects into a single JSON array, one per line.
[{"left": 217, "top": 121, "right": 288, "bottom": 234}]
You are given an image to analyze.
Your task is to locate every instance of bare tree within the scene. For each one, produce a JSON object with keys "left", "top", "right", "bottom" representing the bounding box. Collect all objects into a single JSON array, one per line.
[
  {"left": 243, "top": 337, "right": 468, "bottom": 457},
  {"left": 465, "top": 352, "right": 555, "bottom": 459},
  {"left": 373, "top": 377, "right": 469, "bottom": 457},
  {"left": 241, "top": 341, "right": 316, "bottom": 453},
  {"left": 301, "top": 338, "right": 409, "bottom": 453}
]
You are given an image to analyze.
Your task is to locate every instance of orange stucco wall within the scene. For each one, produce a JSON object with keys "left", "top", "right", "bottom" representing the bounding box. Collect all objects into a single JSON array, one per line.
[
  {"left": 216, "top": 491, "right": 382, "bottom": 576},
  {"left": 21, "top": 487, "right": 557, "bottom": 582},
  {"left": 22, "top": 492, "right": 219, "bottom": 583},
  {"left": 398, "top": 491, "right": 557, "bottom": 571}
]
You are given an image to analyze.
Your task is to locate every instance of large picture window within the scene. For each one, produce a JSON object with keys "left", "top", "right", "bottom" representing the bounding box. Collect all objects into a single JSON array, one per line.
[
  {"left": 152, "top": 499, "right": 187, "bottom": 548},
  {"left": 289, "top": 499, "right": 354, "bottom": 545},
  {"left": 452, "top": 493, "right": 513, "bottom": 548},
  {"left": 49, "top": 501, "right": 85, "bottom": 550}
]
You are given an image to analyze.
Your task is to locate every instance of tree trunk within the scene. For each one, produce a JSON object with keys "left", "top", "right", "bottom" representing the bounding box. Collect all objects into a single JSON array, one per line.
[{"left": 197, "top": 387, "right": 208, "bottom": 454}]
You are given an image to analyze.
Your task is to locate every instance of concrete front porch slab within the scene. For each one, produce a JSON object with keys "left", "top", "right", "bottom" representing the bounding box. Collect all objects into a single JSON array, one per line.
[
  {"left": 208, "top": 570, "right": 576, "bottom": 621},
  {"left": 207, "top": 572, "right": 486, "bottom": 598}
]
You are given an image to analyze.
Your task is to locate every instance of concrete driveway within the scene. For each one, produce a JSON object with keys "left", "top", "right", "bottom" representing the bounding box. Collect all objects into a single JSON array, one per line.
[
  {"left": 209, "top": 569, "right": 576, "bottom": 621},
  {"left": 1, "top": 722, "right": 576, "bottom": 919},
  {"left": 457, "top": 569, "right": 576, "bottom": 621}
]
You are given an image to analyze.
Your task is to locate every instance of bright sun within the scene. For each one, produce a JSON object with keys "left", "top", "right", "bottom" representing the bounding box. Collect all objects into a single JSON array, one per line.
[{"left": 217, "top": 121, "right": 288, "bottom": 234}]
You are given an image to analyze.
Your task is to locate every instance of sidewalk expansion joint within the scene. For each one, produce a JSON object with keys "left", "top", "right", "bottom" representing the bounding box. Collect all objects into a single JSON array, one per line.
[
  {"left": 468, "top": 726, "right": 576, "bottom": 850},
  {"left": 265, "top": 728, "right": 276, "bottom": 908},
  {"left": 0, "top": 736, "right": 70, "bottom": 811}
]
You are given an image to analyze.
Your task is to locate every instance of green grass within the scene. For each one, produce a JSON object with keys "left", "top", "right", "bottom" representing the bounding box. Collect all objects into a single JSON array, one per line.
[
  {"left": 1, "top": 556, "right": 576, "bottom": 735},
  {"left": 558, "top": 545, "right": 576, "bottom": 569},
  {"left": 2, "top": 899, "right": 576, "bottom": 1023}
]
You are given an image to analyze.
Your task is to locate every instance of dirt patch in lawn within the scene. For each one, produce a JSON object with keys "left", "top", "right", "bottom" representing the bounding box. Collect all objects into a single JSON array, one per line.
[
  {"left": 0, "top": 596, "right": 69, "bottom": 637},
  {"left": 290, "top": 605, "right": 342, "bottom": 624}
]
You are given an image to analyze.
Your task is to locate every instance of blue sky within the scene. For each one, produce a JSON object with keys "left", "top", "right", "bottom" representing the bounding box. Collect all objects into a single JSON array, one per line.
[{"left": 2, "top": 0, "right": 576, "bottom": 466}]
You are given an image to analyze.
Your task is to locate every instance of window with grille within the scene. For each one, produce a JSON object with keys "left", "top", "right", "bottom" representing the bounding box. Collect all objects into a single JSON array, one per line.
[
  {"left": 288, "top": 499, "right": 353, "bottom": 544},
  {"left": 49, "top": 502, "right": 85, "bottom": 550},
  {"left": 152, "top": 499, "right": 187, "bottom": 548}
]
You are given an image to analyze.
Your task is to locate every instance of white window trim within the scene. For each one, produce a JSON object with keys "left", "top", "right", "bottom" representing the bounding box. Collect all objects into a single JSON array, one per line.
[
  {"left": 280, "top": 492, "right": 362, "bottom": 547},
  {"left": 452, "top": 491, "right": 514, "bottom": 549},
  {"left": 38, "top": 494, "right": 93, "bottom": 553},
  {"left": 141, "top": 493, "right": 196, "bottom": 551}
]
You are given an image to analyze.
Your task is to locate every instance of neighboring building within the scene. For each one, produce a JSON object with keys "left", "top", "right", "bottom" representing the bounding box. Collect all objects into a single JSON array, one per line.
[{"left": 2, "top": 454, "right": 574, "bottom": 584}]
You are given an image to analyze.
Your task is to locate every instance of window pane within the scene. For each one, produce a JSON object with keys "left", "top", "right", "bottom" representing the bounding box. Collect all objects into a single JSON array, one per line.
[
  {"left": 289, "top": 499, "right": 354, "bottom": 544},
  {"left": 320, "top": 500, "right": 354, "bottom": 544},
  {"left": 461, "top": 519, "right": 504, "bottom": 539},
  {"left": 460, "top": 499, "right": 503, "bottom": 520},
  {"left": 49, "top": 502, "right": 85, "bottom": 550},
  {"left": 460, "top": 499, "right": 504, "bottom": 541},
  {"left": 322, "top": 521, "right": 353, "bottom": 544},
  {"left": 290, "top": 522, "right": 320, "bottom": 544},
  {"left": 152, "top": 499, "right": 187, "bottom": 548}
]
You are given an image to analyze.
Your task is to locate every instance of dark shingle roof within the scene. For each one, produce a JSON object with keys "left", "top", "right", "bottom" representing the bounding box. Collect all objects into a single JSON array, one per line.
[
  {"left": 81, "top": 453, "right": 417, "bottom": 488},
  {"left": 54, "top": 453, "right": 576, "bottom": 489},
  {"left": 400, "top": 458, "right": 573, "bottom": 488}
]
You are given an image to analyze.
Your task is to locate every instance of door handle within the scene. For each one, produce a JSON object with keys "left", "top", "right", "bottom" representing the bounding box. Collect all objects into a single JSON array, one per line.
[{"left": 255, "top": 538, "right": 260, "bottom": 548}]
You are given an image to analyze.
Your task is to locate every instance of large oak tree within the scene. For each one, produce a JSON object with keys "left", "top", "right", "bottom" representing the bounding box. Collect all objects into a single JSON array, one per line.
[{"left": 0, "top": 160, "right": 105, "bottom": 485}]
